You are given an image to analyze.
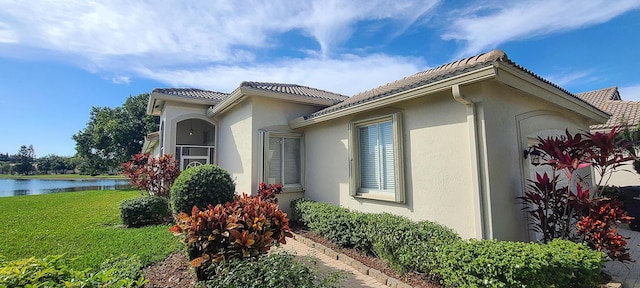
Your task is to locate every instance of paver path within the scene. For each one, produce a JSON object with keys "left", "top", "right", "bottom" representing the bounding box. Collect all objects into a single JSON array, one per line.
[
  {"left": 604, "top": 225, "right": 640, "bottom": 288},
  {"left": 273, "top": 236, "right": 397, "bottom": 288}
]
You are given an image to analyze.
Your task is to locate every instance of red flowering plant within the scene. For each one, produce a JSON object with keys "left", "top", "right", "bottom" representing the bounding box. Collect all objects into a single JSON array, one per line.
[
  {"left": 122, "top": 153, "right": 180, "bottom": 198},
  {"left": 257, "top": 182, "right": 284, "bottom": 204},
  {"left": 519, "top": 128, "right": 635, "bottom": 261},
  {"left": 168, "top": 185, "right": 292, "bottom": 280}
]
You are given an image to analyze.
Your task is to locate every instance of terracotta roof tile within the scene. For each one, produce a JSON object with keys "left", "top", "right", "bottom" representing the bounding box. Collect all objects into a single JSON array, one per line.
[
  {"left": 153, "top": 88, "right": 229, "bottom": 103},
  {"left": 240, "top": 81, "right": 348, "bottom": 103},
  {"left": 305, "top": 49, "right": 591, "bottom": 119}
]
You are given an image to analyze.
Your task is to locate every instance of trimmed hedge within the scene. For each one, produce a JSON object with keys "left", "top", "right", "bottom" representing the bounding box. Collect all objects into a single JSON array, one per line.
[
  {"left": 434, "top": 239, "right": 604, "bottom": 288},
  {"left": 291, "top": 198, "right": 605, "bottom": 287},
  {"left": 120, "top": 196, "right": 169, "bottom": 227},
  {"left": 170, "top": 164, "right": 235, "bottom": 214}
]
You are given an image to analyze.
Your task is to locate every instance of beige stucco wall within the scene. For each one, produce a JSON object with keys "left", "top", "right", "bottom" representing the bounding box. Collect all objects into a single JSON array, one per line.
[
  {"left": 215, "top": 96, "right": 326, "bottom": 214},
  {"left": 478, "top": 81, "right": 595, "bottom": 241},
  {"left": 160, "top": 101, "right": 214, "bottom": 158},
  {"left": 303, "top": 90, "right": 482, "bottom": 239}
]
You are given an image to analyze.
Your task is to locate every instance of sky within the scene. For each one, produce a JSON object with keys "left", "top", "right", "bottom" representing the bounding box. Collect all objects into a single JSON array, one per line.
[{"left": 0, "top": 0, "right": 639, "bottom": 157}]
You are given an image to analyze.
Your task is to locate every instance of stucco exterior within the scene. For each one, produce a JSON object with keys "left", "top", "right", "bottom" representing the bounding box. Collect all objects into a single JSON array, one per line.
[{"left": 144, "top": 50, "right": 610, "bottom": 242}]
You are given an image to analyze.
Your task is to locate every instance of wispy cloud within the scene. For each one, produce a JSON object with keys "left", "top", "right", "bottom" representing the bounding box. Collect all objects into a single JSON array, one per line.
[
  {"left": 443, "top": 0, "right": 640, "bottom": 57},
  {"left": 110, "top": 75, "right": 130, "bottom": 85},
  {"left": 136, "top": 54, "right": 425, "bottom": 96},
  {"left": 544, "top": 70, "right": 594, "bottom": 87},
  {"left": 620, "top": 84, "right": 640, "bottom": 101}
]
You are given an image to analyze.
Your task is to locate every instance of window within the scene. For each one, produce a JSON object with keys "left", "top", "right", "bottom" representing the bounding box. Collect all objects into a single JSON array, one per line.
[
  {"left": 260, "top": 131, "right": 303, "bottom": 191},
  {"left": 350, "top": 112, "right": 404, "bottom": 202}
]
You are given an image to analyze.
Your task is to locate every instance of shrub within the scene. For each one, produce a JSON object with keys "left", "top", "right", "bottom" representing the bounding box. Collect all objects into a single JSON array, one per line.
[
  {"left": 257, "top": 182, "right": 283, "bottom": 204},
  {"left": 0, "top": 254, "right": 148, "bottom": 287},
  {"left": 120, "top": 196, "right": 170, "bottom": 227},
  {"left": 433, "top": 239, "right": 604, "bottom": 288},
  {"left": 169, "top": 193, "right": 293, "bottom": 280},
  {"left": 170, "top": 164, "right": 235, "bottom": 214},
  {"left": 122, "top": 153, "right": 180, "bottom": 198},
  {"left": 200, "top": 251, "right": 345, "bottom": 288}
]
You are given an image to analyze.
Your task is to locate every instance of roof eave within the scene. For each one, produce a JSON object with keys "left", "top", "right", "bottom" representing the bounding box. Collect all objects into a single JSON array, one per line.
[
  {"left": 493, "top": 63, "right": 609, "bottom": 124},
  {"left": 207, "top": 87, "right": 245, "bottom": 117},
  {"left": 149, "top": 91, "right": 220, "bottom": 116},
  {"left": 290, "top": 65, "right": 498, "bottom": 129}
]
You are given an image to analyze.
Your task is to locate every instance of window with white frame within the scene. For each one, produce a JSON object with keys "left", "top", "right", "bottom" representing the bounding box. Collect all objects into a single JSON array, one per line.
[
  {"left": 350, "top": 112, "right": 404, "bottom": 202},
  {"left": 260, "top": 131, "right": 303, "bottom": 191}
]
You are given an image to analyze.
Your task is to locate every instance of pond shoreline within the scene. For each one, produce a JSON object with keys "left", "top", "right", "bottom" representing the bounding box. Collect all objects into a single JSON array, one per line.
[{"left": 0, "top": 174, "right": 126, "bottom": 180}]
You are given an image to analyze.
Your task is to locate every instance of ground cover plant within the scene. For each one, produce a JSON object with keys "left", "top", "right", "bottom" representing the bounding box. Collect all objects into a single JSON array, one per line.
[
  {"left": 200, "top": 251, "right": 344, "bottom": 288},
  {"left": 0, "top": 190, "right": 182, "bottom": 270}
]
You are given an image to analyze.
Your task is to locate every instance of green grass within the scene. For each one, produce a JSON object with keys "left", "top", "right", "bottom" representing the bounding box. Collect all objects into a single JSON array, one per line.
[
  {"left": 0, "top": 174, "right": 126, "bottom": 180},
  {"left": 0, "top": 190, "right": 182, "bottom": 269}
]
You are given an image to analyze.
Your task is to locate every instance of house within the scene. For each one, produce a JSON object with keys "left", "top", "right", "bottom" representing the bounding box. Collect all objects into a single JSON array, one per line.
[
  {"left": 144, "top": 50, "right": 609, "bottom": 241},
  {"left": 576, "top": 86, "right": 640, "bottom": 186}
]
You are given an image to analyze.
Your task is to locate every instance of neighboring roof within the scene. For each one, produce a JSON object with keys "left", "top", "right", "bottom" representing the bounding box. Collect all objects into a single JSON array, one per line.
[
  {"left": 240, "top": 81, "right": 348, "bottom": 104},
  {"left": 577, "top": 86, "right": 640, "bottom": 130},
  {"left": 304, "top": 49, "right": 597, "bottom": 120},
  {"left": 153, "top": 88, "right": 229, "bottom": 104},
  {"left": 575, "top": 86, "right": 621, "bottom": 110}
]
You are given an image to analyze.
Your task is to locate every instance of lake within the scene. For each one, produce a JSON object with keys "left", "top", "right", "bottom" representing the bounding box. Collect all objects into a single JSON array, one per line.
[{"left": 0, "top": 178, "right": 132, "bottom": 197}]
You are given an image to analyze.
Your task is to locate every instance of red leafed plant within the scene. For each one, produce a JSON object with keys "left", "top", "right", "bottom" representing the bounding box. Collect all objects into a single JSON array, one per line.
[
  {"left": 122, "top": 153, "right": 180, "bottom": 198},
  {"left": 168, "top": 190, "right": 293, "bottom": 280},
  {"left": 519, "top": 128, "right": 635, "bottom": 262},
  {"left": 257, "top": 182, "right": 284, "bottom": 204}
]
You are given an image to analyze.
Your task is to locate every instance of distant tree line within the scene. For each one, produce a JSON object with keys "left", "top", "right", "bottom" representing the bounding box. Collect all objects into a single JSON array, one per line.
[{"left": 0, "top": 145, "right": 78, "bottom": 175}]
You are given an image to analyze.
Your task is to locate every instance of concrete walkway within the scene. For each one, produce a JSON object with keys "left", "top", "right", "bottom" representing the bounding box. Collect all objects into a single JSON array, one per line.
[
  {"left": 604, "top": 225, "right": 640, "bottom": 288},
  {"left": 273, "top": 234, "right": 412, "bottom": 288}
]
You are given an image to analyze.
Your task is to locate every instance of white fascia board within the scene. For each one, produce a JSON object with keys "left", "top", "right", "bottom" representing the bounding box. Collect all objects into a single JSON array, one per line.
[
  {"left": 206, "top": 88, "right": 245, "bottom": 117},
  {"left": 289, "top": 66, "right": 498, "bottom": 129},
  {"left": 494, "top": 63, "right": 609, "bottom": 124}
]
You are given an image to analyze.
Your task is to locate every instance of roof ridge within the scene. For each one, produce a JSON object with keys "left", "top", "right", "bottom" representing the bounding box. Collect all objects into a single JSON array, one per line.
[{"left": 240, "top": 81, "right": 348, "bottom": 98}]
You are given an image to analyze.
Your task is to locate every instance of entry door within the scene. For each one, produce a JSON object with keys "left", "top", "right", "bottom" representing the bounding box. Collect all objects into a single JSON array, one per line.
[{"left": 181, "top": 157, "right": 208, "bottom": 170}]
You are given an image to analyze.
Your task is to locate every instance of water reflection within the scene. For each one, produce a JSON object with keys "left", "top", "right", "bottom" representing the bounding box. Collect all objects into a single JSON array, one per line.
[{"left": 0, "top": 179, "right": 132, "bottom": 197}]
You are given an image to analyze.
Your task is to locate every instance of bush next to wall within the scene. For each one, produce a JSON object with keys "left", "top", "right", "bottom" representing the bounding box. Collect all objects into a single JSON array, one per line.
[
  {"left": 170, "top": 164, "right": 235, "bottom": 214},
  {"left": 291, "top": 199, "right": 604, "bottom": 287}
]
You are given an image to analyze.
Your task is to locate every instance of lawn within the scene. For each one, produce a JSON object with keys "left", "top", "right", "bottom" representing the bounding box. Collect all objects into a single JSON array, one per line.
[{"left": 0, "top": 190, "right": 181, "bottom": 269}]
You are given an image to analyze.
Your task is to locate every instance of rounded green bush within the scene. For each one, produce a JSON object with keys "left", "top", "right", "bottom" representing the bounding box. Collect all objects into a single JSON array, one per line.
[
  {"left": 170, "top": 164, "right": 235, "bottom": 214},
  {"left": 120, "top": 196, "right": 169, "bottom": 227}
]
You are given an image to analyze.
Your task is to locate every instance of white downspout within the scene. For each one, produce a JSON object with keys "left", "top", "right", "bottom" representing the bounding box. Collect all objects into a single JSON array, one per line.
[{"left": 452, "top": 84, "right": 490, "bottom": 239}]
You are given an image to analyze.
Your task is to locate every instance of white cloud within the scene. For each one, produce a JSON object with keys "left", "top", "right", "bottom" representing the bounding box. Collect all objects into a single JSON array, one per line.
[
  {"left": 136, "top": 54, "right": 425, "bottom": 96},
  {"left": 620, "top": 84, "right": 640, "bottom": 101},
  {"left": 443, "top": 0, "right": 640, "bottom": 57},
  {"left": 110, "top": 75, "right": 130, "bottom": 85},
  {"left": 0, "top": 0, "right": 436, "bottom": 64},
  {"left": 544, "top": 70, "right": 593, "bottom": 87}
]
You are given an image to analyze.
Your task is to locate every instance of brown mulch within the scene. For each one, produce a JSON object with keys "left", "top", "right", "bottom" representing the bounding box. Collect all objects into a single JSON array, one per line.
[{"left": 144, "top": 252, "right": 196, "bottom": 288}]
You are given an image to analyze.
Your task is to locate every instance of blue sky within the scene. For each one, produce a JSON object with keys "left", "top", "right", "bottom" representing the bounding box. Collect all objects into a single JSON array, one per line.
[{"left": 0, "top": 0, "right": 639, "bottom": 157}]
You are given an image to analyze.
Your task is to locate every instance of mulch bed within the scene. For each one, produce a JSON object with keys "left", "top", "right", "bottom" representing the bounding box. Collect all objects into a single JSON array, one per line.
[{"left": 144, "top": 252, "right": 196, "bottom": 288}]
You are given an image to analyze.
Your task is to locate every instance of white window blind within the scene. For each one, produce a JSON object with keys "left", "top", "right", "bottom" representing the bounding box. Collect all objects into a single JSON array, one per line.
[{"left": 358, "top": 121, "right": 394, "bottom": 192}]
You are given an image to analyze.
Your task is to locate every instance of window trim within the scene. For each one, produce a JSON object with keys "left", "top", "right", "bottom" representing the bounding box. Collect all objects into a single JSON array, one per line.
[
  {"left": 258, "top": 130, "right": 304, "bottom": 193},
  {"left": 349, "top": 111, "right": 405, "bottom": 203}
]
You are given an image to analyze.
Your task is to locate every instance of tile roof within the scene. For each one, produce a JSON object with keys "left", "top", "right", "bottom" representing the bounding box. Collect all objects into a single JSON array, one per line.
[
  {"left": 305, "top": 49, "right": 591, "bottom": 119},
  {"left": 577, "top": 86, "right": 640, "bottom": 130},
  {"left": 240, "top": 81, "right": 348, "bottom": 104},
  {"left": 153, "top": 88, "right": 229, "bottom": 103},
  {"left": 575, "top": 86, "right": 621, "bottom": 110}
]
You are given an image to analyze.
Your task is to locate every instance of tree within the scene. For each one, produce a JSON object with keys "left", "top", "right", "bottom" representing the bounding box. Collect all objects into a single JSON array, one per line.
[
  {"left": 0, "top": 162, "right": 11, "bottom": 174},
  {"left": 13, "top": 145, "right": 35, "bottom": 175},
  {"left": 73, "top": 94, "right": 158, "bottom": 174}
]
